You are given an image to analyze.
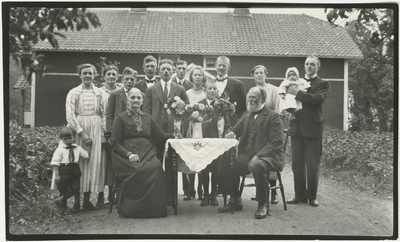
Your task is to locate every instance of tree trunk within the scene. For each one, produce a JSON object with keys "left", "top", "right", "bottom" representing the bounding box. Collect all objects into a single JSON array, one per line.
[{"left": 377, "top": 106, "right": 389, "bottom": 133}]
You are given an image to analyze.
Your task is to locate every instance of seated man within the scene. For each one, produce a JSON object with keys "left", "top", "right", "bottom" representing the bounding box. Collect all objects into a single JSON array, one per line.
[{"left": 221, "top": 86, "right": 284, "bottom": 219}]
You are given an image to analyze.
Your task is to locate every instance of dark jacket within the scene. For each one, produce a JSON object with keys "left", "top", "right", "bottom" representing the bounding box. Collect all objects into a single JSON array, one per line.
[{"left": 290, "top": 76, "right": 330, "bottom": 138}]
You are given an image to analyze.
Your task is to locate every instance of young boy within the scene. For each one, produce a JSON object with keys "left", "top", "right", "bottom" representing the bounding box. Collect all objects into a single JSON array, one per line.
[
  {"left": 51, "top": 127, "right": 89, "bottom": 215},
  {"left": 278, "top": 67, "right": 310, "bottom": 115},
  {"left": 198, "top": 79, "right": 236, "bottom": 207}
]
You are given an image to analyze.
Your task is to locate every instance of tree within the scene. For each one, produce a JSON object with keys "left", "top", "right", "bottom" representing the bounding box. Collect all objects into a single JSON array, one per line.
[
  {"left": 326, "top": 8, "right": 394, "bottom": 132},
  {"left": 9, "top": 7, "right": 101, "bottom": 68}
]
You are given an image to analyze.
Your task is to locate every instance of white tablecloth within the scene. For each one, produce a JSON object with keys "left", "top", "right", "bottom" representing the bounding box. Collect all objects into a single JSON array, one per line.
[{"left": 165, "top": 138, "right": 239, "bottom": 173}]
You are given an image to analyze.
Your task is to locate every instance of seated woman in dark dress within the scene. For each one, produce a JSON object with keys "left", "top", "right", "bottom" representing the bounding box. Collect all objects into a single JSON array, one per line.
[{"left": 110, "top": 88, "right": 174, "bottom": 218}]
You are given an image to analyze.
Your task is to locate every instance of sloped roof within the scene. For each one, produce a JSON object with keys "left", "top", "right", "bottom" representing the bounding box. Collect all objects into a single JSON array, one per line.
[
  {"left": 13, "top": 76, "right": 31, "bottom": 89},
  {"left": 33, "top": 9, "right": 363, "bottom": 59}
]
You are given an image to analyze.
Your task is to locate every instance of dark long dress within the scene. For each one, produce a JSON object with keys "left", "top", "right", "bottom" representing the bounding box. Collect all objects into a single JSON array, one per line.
[{"left": 110, "top": 110, "right": 174, "bottom": 218}]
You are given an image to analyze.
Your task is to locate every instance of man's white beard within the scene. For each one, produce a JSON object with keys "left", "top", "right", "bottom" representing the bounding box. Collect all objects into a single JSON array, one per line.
[{"left": 247, "top": 102, "right": 263, "bottom": 112}]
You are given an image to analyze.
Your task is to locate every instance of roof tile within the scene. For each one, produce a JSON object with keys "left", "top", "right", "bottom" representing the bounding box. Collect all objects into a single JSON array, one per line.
[{"left": 33, "top": 9, "right": 363, "bottom": 59}]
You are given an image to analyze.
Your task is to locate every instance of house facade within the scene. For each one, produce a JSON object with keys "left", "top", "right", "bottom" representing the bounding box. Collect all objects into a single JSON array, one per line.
[{"left": 31, "top": 8, "right": 363, "bottom": 129}]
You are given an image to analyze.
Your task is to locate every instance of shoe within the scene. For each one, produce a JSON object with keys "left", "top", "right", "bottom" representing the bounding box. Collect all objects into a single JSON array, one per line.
[
  {"left": 200, "top": 194, "right": 209, "bottom": 206},
  {"left": 96, "top": 196, "right": 104, "bottom": 208},
  {"left": 271, "top": 192, "right": 279, "bottom": 204},
  {"left": 82, "top": 202, "right": 98, "bottom": 211},
  {"left": 183, "top": 191, "right": 195, "bottom": 201},
  {"left": 70, "top": 204, "right": 80, "bottom": 213},
  {"left": 218, "top": 198, "right": 243, "bottom": 213},
  {"left": 198, "top": 190, "right": 203, "bottom": 200},
  {"left": 210, "top": 195, "right": 219, "bottom": 206},
  {"left": 55, "top": 198, "right": 65, "bottom": 213},
  {"left": 287, "top": 197, "right": 308, "bottom": 204},
  {"left": 309, "top": 199, "right": 319, "bottom": 207},
  {"left": 254, "top": 202, "right": 268, "bottom": 219}
]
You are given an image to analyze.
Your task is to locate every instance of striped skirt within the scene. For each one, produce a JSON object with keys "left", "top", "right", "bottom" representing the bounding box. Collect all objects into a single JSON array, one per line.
[{"left": 76, "top": 115, "right": 105, "bottom": 193}]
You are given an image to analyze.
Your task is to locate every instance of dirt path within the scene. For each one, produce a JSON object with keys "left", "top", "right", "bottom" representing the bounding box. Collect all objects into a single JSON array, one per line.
[{"left": 37, "top": 167, "right": 393, "bottom": 237}]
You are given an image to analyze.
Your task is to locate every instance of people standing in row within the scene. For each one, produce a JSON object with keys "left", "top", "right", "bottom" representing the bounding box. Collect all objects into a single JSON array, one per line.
[
  {"left": 65, "top": 63, "right": 107, "bottom": 212},
  {"left": 286, "top": 55, "right": 330, "bottom": 207},
  {"left": 143, "top": 59, "right": 189, "bottom": 205}
]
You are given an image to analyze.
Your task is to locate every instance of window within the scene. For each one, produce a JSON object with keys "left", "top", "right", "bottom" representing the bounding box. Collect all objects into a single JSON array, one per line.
[{"left": 203, "top": 56, "right": 217, "bottom": 70}]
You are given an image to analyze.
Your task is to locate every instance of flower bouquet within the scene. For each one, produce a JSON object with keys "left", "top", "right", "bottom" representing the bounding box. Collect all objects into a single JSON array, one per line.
[
  {"left": 184, "top": 103, "right": 214, "bottom": 138},
  {"left": 164, "top": 96, "right": 187, "bottom": 138},
  {"left": 212, "top": 96, "right": 236, "bottom": 137}
]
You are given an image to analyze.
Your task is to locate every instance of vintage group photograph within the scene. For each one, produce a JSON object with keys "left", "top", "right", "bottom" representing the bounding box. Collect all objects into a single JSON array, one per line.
[{"left": 5, "top": 1, "right": 397, "bottom": 240}]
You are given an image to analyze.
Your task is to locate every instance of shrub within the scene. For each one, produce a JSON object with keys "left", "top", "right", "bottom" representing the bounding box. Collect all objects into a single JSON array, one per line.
[
  {"left": 9, "top": 120, "right": 60, "bottom": 203},
  {"left": 322, "top": 125, "right": 394, "bottom": 183}
]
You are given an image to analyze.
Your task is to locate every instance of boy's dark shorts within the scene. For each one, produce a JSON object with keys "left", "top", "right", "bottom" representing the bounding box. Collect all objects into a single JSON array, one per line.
[{"left": 57, "top": 163, "right": 81, "bottom": 196}]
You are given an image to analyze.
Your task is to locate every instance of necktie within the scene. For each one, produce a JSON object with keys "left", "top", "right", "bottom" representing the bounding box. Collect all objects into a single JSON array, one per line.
[
  {"left": 216, "top": 77, "right": 228, "bottom": 82},
  {"left": 210, "top": 100, "right": 215, "bottom": 106},
  {"left": 163, "top": 83, "right": 169, "bottom": 103},
  {"left": 66, "top": 146, "right": 75, "bottom": 164}
]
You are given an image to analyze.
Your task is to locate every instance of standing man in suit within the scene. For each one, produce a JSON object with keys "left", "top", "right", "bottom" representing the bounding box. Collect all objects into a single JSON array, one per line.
[
  {"left": 214, "top": 56, "right": 247, "bottom": 122},
  {"left": 286, "top": 55, "right": 330, "bottom": 207},
  {"left": 143, "top": 59, "right": 189, "bottom": 205},
  {"left": 106, "top": 67, "right": 138, "bottom": 136},
  {"left": 134, "top": 55, "right": 158, "bottom": 94},
  {"left": 215, "top": 56, "right": 247, "bottom": 196},
  {"left": 171, "top": 59, "right": 197, "bottom": 201},
  {"left": 172, "top": 60, "right": 193, "bottom": 91},
  {"left": 221, "top": 86, "right": 284, "bottom": 219}
]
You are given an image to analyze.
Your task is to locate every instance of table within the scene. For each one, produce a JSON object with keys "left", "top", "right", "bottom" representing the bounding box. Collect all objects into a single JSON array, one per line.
[{"left": 165, "top": 138, "right": 239, "bottom": 215}]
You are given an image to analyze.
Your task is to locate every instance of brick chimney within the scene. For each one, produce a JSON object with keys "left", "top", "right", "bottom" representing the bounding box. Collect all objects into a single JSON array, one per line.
[
  {"left": 130, "top": 8, "right": 147, "bottom": 14},
  {"left": 233, "top": 8, "right": 252, "bottom": 17}
]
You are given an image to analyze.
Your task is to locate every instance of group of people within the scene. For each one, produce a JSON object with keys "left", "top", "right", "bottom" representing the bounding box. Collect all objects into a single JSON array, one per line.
[{"left": 50, "top": 54, "right": 331, "bottom": 220}]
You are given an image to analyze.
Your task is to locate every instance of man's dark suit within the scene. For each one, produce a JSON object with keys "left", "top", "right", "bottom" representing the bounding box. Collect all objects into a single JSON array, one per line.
[
  {"left": 219, "top": 77, "right": 247, "bottom": 125},
  {"left": 172, "top": 76, "right": 193, "bottom": 91},
  {"left": 134, "top": 77, "right": 159, "bottom": 95},
  {"left": 106, "top": 88, "right": 127, "bottom": 134},
  {"left": 143, "top": 81, "right": 189, "bottom": 203},
  {"left": 227, "top": 105, "right": 284, "bottom": 202},
  {"left": 290, "top": 75, "right": 330, "bottom": 201},
  {"left": 143, "top": 81, "right": 189, "bottom": 133}
]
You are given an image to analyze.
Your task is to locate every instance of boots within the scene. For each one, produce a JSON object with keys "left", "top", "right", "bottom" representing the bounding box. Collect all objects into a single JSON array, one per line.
[{"left": 82, "top": 192, "right": 98, "bottom": 211}]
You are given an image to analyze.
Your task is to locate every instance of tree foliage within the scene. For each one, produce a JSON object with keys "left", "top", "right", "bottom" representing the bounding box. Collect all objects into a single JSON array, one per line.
[
  {"left": 9, "top": 7, "right": 101, "bottom": 67},
  {"left": 326, "top": 8, "right": 395, "bottom": 132}
]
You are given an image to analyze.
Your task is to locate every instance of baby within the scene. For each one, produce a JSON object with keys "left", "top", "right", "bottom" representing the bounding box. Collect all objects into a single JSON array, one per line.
[{"left": 278, "top": 67, "right": 311, "bottom": 115}]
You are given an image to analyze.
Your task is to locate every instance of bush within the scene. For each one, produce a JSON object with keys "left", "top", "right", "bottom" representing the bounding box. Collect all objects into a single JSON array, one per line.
[
  {"left": 348, "top": 113, "right": 367, "bottom": 132},
  {"left": 9, "top": 120, "right": 60, "bottom": 203},
  {"left": 322, "top": 125, "right": 394, "bottom": 183}
]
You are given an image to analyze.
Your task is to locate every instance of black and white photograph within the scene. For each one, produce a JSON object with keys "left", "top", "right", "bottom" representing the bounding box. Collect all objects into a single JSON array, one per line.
[{"left": 4, "top": 1, "right": 397, "bottom": 240}]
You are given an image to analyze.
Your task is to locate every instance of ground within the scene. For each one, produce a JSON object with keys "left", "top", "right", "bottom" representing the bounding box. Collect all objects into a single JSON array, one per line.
[{"left": 8, "top": 164, "right": 394, "bottom": 239}]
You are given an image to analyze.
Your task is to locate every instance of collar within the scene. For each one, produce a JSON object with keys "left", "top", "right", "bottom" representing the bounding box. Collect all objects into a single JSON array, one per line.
[
  {"left": 305, "top": 74, "right": 317, "bottom": 80},
  {"left": 145, "top": 76, "right": 156, "bottom": 81},
  {"left": 252, "top": 105, "right": 264, "bottom": 114},
  {"left": 123, "top": 87, "right": 130, "bottom": 93},
  {"left": 126, "top": 109, "right": 144, "bottom": 117},
  {"left": 60, "top": 142, "right": 78, "bottom": 148},
  {"left": 217, "top": 74, "right": 228, "bottom": 80},
  {"left": 75, "top": 84, "right": 102, "bottom": 96},
  {"left": 161, "top": 79, "right": 172, "bottom": 86},
  {"left": 206, "top": 98, "right": 215, "bottom": 105},
  {"left": 176, "top": 77, "right": 184, "bottom": 84}
]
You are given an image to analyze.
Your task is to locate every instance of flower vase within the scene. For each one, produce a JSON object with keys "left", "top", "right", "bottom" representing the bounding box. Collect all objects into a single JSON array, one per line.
[
  {"left": 173, "top": 119, "right": 182, "bottom": 139},
  {"left": 192, "top": 122, "right": 203, "bottom": 139},
  {"left": 217, "top": 117, "right": 225, "bottom": 138}
]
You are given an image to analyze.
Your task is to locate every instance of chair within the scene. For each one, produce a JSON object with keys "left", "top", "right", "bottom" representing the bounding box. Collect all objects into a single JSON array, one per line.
[
  {"left": 236, "top": 128, "right": 291, "bottom": 213},
  {"left": 108, "top": 173, "right": 121, "bottom": 213}
]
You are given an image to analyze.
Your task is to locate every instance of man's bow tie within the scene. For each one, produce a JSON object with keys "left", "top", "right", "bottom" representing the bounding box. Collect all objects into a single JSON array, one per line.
[
  {"left": 146, "top": 79, "right": 155, "bottom": 84},
  {"left": 65, "top": 146, "right": 74, "bottom": 150},
  {"left": 305, "top": 76, "right": 312, "bottom": 82},
  {"left": 216, "top": 77, "right": 228, "bottom": 82}
]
